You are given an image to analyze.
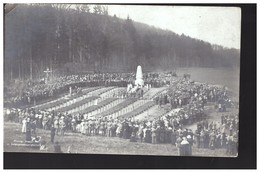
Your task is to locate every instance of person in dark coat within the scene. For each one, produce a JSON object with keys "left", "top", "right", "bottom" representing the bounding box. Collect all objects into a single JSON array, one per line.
[
  {"left": 176, "top": 136, "right": 182, "bottom": 154},
  {"left": 187, "top": 135, "right": 193, "bottom": 156},
  {"left": 50, "top": 126, "right": 56, "bottom": 143},
  {"left": 204, "top": 130, "right": 210, "bottom": 148},
  {"left": 194, "top": 130, "right": 200, "bottom": 148},
  {"left": 31, "top": 120, "right": 37, "bottom": 136},
  {"left": 171, "top": 129, "right": 177, "bottom": 145},
  {"left": 145, "top": 127, "right": 152, "bottom": 143},
  {"left": 25, "top": 120, "right": 32, "bottom": 141},
  {"left": 54, "top": 141, "right": 62, "bottom": 153},
  {"left": 180, "top": 137, "right": 190, "bottom": 156},
  {"left": 129, "top": 132, "right": 137, "bottom": 142},
  {"left": 159, "top": 127, "right": 165, "bottom": 143},
  {"left": 151, "top": 126, "right": 158, "bottom": 144}
]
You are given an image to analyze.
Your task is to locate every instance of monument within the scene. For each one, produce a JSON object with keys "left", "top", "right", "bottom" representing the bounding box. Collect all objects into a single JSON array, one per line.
[{"left": 135, "top": 65, "right": 144, "bottom": 87}]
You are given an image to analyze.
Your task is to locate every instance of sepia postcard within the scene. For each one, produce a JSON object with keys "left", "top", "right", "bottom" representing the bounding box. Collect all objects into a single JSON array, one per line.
[{"left": 4, "top": 4, "right": 241, "bottom": 158}]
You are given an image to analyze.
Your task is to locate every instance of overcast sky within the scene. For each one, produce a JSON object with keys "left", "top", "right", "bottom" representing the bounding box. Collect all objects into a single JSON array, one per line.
[{"left": 104, "top": 5, "right": 241, "bottom": 49}]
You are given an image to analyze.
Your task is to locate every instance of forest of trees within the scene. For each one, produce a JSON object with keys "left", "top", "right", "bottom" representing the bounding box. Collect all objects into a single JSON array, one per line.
[{"left": 4, "top": 4, "right": 240, "bottom": 81}]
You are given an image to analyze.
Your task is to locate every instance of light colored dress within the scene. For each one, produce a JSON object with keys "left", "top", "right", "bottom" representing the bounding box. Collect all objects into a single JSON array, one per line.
[{"left": 22, "top": 119, "right": 27, "bottom": 133}]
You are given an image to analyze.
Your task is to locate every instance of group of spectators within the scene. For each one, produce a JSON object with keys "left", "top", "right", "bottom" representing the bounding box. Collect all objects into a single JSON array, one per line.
[
  {"left": 4, "top": 72, "right": 174, "bottom": 108},
  {"left": 154, "top": 78, "right": 232, "bottom": 113},
  {"left": 4, "top": 71, "right": 238, "bottom": 156},
  {"left": 5, "top": 107, "right": 197, "bottom": 145},
  {"left": 193, "top": 113, "right": 238, "bottom": 155},
  {"left": 4, "top": 101, "right": 238, "bottom": 156}
]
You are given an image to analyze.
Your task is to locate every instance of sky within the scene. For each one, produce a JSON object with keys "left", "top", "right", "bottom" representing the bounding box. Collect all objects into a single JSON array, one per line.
[{"left": 104, "top": 5, "right": 241, "bottom": 49}]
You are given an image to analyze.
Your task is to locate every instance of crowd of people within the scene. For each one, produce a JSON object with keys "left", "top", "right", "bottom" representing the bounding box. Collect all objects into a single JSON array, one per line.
[
  {"left": 155, "top": 78, "right": 231, "bottom": 109},
  {"left": 4, "top": 103, "right": 238, "bottom": 156},
  {"left": 193, "top": 113, "right": 238, "bottom": 155},
  {"left": 4, "top": 71, "right": 238, "bottom": 156},
  {"left": 4, "top": 72, "right": 173, "bottom": 108}
]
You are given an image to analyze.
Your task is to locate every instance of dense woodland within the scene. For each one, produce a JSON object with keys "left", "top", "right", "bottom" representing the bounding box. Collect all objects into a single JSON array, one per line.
[{"left": 5, "top": 4, "right": 240, "bottom": 81}]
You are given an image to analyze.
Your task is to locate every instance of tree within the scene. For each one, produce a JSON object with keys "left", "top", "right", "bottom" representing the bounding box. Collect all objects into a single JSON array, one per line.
[
  {"left": 75, "top": 4, "right": 90, "bottom": 13},
  {"left": 4, "top": 4, "right": 240, "bottom": 82},
  {"left": 93, "top": 5, "right": 102, "bottom": 14},
  {"left": 102, "top": 6, "right": 108, "bottom": 15}
]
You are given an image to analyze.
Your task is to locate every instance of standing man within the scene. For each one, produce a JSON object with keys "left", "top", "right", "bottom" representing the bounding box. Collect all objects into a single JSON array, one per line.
[
  {"left": 187, "top": 135, "right": 193, "bottom": 156},
  {"left": 25, "top": 118, "right": 32, "bottom": 141},
  {"left": 180, "top": 137, "right": 190, "bottom": 156},
  {"left": 59, "top": 117, "right": 66, "bottom": 136},
  {"left": 151, "top": 125, "right": 157, "bottom": 144},
  {"left": 176, "top": 136, "right": 183, "bottom": 155},
  {"left": 50, "top": 125, "right": 55, "bottom": 143}
]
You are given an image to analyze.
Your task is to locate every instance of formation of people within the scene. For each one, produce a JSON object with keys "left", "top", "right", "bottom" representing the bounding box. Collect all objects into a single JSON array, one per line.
[
  {"left": 154, "top": 78, "right": 232, "bottom": 113},
  {"left": 4, "top": 72, "right": 238, "bottom": 156},
  {"left": 4, "top": 72, "right": 174, "bottom": 108}
]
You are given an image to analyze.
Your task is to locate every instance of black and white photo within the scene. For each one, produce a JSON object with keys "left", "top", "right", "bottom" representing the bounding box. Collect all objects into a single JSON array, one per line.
[{"left": 4, "top": 4, "right": 241, "bottom": 158}]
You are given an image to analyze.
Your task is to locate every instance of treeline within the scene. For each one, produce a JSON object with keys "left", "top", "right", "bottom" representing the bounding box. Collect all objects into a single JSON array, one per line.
[{"left": 4, "top": 4, "right": 240, "bottom": 81}]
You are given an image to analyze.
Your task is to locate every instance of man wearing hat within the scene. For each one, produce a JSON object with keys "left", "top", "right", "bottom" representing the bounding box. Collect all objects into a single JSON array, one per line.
[{"left": 187, "top": 135, "right": 193, "bottom": 155}]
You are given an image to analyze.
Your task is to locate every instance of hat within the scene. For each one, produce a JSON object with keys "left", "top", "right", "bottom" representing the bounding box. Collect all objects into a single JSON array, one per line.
[
  {"left": 182, "top": 136, "right": 187, "bottom": 140},
  {"left": 187, "top": 135, "right": 191, "bottom": 139}
]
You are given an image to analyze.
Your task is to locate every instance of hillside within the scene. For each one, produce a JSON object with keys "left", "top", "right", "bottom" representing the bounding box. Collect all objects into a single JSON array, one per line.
[{"left": 4, "top": 4, "right": 240, "bottom": 81}]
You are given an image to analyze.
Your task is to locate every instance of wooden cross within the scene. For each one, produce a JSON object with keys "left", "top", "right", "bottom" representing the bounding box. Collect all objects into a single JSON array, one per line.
[{"left": 43, "top": 67, "right": 52, "bottom": 84}]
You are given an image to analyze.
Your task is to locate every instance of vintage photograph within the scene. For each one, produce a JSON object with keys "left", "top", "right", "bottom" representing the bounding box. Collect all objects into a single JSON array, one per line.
[{"left": 4, "top": 4, "right": 240, "bottom": 157}]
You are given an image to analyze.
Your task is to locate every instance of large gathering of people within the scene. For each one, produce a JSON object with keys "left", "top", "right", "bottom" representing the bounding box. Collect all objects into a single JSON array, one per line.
[
  {"left": 154, "top": 78, "right": 232, "bottom": 111},
  {"left": 4, "top": 72, "right": 173, "bottom": 108},
  {"left": 4, "top": 94, "right": 237, "bottom": 156},
  {"left": 4, "top": 71, "right": 238, "bottom": 156}
]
